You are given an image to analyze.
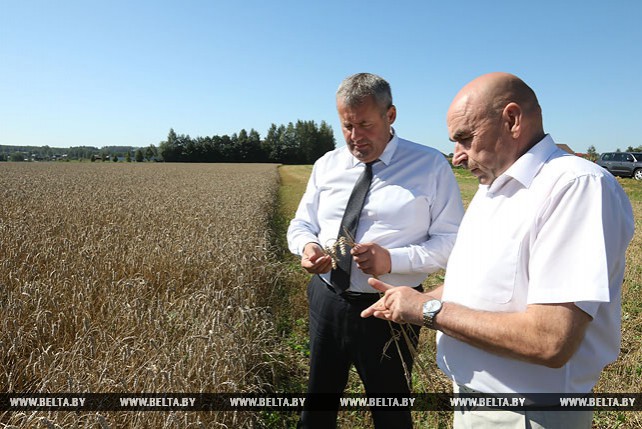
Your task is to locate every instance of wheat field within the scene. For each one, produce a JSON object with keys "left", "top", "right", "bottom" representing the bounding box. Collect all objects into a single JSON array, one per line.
[
  {"left": 1, "top": 162, "right": 640, "bottom": 429},
  {"left": 0, "top": 162, "right": 287, "bottom": 428}
]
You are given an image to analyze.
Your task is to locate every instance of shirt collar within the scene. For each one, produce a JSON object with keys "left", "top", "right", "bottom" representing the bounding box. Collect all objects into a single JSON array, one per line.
[
  {"left": 346, "top": 127, "right": 398, "bottom": 168},
  {"left": 487, "top": 134, "right": 558, "bottom": 194}
]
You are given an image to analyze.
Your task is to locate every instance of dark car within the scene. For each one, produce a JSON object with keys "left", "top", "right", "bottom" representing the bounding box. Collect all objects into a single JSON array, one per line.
[{"left": 596, "top": 152, "right": 642, "bottom": 180}]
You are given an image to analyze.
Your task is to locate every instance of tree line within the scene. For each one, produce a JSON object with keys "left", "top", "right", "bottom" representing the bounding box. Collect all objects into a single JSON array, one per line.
[
  {"left": 0, "top": 145, "right": 143, "bottom": 162},
  {"left": 0, "top": 120, "right": 336, "bottom": 164},
  {"left": 159, "top": 120, "right": 335, "bottom": 164}
]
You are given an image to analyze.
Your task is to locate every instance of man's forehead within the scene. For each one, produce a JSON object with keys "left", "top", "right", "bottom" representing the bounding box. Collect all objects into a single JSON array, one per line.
[
  {"left": 339, "top": 99, "right": 382, "bottom": 120},
  {"left": 449, "top": 92, "right": 483, "bottom": 123},
  {"left": 447, "top": 100, "right": 469, "bottom": 126},
  {"left": 449, "top": 92, "right": 474, "bottom": 114}
]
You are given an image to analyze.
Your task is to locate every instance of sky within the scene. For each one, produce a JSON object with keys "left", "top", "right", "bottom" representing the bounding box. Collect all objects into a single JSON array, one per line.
[{"left": 1, "top": 0, "right": 641, "bottom": 155}]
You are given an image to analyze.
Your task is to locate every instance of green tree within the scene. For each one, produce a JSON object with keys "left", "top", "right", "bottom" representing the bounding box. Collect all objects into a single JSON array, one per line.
[
  {"left": 159, "top": 128, "right": 183, "bottom": 162},
  {"left": 317, "top": 121, "right": 336, "bottom": 160},
  {"left": 147, "top": 145, "right": 159, "bottom": 161},
  {"left": 10, "top": 152, "right": 25, "bottom": 162},
  {"left": 295, "top": 120, "right": 316, "bottom": 164},
  {"left": 183, "top": 135, "right": 198, "bottom": 162},
  {"left": 218, "top": 135, "right": 233, "bottom": 161},
  {"left": 263, "top": 123, "right": 282, "bottom": 162},
  {"left": 135, "top": 149, "right": 144, "bottom": 162},
  {"left": 281, "top": 123, "right": 299, "bottom": 164},
  {"left": 199, "top": 136, "right": 220, "bottom": 162},
  {"left": 236, "top": 130, "right": 250, "bottom": 161},
  {"left": 236, "top": 129, "right": 262, "bottom": 162},
  {"left": 247, "top": 128, "right": 263, "bottom": 162},
  {"left": 586, "top": 145, "right": 598, "bottom": 162}
]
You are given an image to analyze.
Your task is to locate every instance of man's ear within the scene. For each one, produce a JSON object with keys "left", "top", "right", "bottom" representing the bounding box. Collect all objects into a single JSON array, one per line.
[
  {"left": 503, "top": 102, "right": 522, "bottom": 138},
  {"left": 387, "top": 105, "right": 397, "bottom": 125}
]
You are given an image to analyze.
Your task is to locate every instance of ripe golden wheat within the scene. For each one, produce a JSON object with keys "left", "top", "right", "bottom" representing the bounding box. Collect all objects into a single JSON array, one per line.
[{"left": 0, "top": 162, "right": 285, "bottom": 428}]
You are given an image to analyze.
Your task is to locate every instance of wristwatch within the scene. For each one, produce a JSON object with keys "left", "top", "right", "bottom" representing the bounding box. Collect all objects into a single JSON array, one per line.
[{"left": 422, "top": 299, "right": 442, "bottom": 329}]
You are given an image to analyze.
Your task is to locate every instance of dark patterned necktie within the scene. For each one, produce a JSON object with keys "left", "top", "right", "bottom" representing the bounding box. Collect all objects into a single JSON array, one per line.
[{"left": 330, "top": 161, "right": 375, "bottom": 292}]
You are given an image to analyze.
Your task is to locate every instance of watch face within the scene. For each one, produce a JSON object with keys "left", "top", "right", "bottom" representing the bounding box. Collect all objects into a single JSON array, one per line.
[{"left": 425, "top": 300, "right": 441, "bottom": 312}]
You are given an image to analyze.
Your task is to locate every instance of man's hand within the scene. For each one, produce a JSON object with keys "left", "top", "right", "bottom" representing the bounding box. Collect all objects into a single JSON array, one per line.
[
  {"left": 361, "top": 278, "right": 429, "bottom": 326},
  {"left": 351, "top": 242, "right": 392, "bottom": 277},
  {"left": 301, "top": 242, "right": 333, "bottom": 274}
]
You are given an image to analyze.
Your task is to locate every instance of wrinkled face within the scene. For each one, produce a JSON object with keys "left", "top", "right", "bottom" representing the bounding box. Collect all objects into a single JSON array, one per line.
[
  {"left": 337, "top": 96, "right": 395, "bottom": 163},
  {"left": 447, "top": 97, "right": 511, "bottom": 186}
]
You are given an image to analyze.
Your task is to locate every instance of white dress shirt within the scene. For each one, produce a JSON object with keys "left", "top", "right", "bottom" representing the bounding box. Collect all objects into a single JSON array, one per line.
[
  {"left": 437, "top": 135, "right": 635, "bottom": 393},
  {"left": 287, "top": 130, "right": 464, "bottom": 292}
]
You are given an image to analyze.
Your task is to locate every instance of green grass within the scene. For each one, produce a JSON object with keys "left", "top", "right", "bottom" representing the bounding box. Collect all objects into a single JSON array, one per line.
[
  {"left": 274, "top": 165, "right": 642, "bottom": 429},
  {"left": 451, "top": 167, "right": 479, "bottom": 207},
  {"left": 278, "top": 165, "right": 313, "bottom": 211},
  {"left": 618, "top": 176, "right": 642, "bottom": 202},
  {"left": 259, "top": 166, "right": 316, "bottom": 428}
]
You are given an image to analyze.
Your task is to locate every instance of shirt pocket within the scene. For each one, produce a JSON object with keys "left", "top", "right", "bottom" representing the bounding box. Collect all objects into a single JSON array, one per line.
[
  {"left": 469, "top": 236, "right": 520, "bottom": 304},
  {"left": 365, "top": 184, "right": 430, "bottom": 230}
]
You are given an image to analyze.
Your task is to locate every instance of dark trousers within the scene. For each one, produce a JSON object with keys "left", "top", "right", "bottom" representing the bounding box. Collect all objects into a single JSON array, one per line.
[{"left": 298, "top": 276, "right": 421, "bottom": 429}]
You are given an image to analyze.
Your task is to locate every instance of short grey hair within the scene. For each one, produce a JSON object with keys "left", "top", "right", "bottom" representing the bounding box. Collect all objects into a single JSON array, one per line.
[{"left": 336, "top": 73, "right": 393, "bottom": 114}]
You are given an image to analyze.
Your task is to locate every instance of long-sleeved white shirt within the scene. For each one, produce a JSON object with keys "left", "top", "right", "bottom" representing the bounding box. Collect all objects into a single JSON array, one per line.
[{"left": 287, "top": 131, "right": 464, "bottom": 292}]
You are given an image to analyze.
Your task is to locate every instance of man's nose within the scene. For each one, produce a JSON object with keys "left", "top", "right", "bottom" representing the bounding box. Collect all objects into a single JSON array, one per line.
[
  {"left": 452, "top": 143, "right": 467, "bottom": 167},
  {"left": 350, "top": 127, "right": 363, "bottom": 141}
]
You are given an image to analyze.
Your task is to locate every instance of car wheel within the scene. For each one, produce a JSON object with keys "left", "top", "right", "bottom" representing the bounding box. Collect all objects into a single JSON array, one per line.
[{"left": 634, "top": 169, "right": 642, "bottom": 181}]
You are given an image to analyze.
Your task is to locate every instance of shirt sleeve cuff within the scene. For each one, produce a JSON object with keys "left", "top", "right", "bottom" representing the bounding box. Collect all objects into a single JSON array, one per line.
[
  {"left": 297, "top": 238, "right": 321, "bottom": 256},
  {"left": 388, "top": 248, "right": 411, "bottom": 274}
]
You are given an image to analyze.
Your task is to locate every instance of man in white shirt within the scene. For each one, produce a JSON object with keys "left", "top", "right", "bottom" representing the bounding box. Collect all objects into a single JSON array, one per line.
[
  {"left": 362, "top": 72, "right": 635, "bottom": 429},
  {"left": 287, "top": 73, "right": 464, "bottom": 428}
]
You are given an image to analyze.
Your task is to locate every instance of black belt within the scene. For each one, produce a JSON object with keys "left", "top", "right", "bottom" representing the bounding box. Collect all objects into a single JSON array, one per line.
[
  {"left": 339, "top": 290, "right": 382, "bottom": 303},
  {"left": 321, "top": 277, "right": 423, "bottom": 304}
]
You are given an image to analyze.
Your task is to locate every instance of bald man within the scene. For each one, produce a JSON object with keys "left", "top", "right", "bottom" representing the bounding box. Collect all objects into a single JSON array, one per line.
[{"left": 362, "top": 72, "right": 634, "bottom": 429}]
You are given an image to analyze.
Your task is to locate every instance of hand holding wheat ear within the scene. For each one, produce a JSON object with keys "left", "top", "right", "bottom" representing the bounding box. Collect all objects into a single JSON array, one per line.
[
  {"left": 301, "top": 243, "right": 333, "bottom": 274},
  {"left": 323, "top": 228, "right": 357, "bottom": 269},
  {"left": 323, "top": 228, "right": 391, "bottom": 276},
  {"left": 323, "top": 236, "right": 353, "bottom": 269}
]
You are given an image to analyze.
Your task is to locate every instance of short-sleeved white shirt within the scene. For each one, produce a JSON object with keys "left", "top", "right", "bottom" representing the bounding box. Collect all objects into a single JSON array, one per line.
[{"left": 437, "top": 135, "right": 635, "bottom": 394}]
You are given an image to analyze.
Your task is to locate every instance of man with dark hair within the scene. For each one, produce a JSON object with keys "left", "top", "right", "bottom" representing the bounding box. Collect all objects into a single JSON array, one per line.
[{"left": 288, "top": 73, "right": 463, "bottom": 428}]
